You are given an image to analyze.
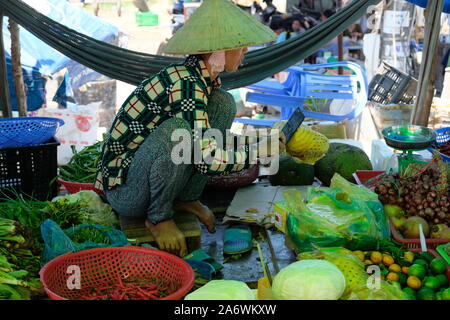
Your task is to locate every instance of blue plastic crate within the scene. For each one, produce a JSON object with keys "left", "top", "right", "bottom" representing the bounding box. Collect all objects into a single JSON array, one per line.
[
  {"left": 428, "top": 127, "right": 450, "bottom": 162},
  {"left": 0, "top": 117, "right": 64, "bottom": 149}
]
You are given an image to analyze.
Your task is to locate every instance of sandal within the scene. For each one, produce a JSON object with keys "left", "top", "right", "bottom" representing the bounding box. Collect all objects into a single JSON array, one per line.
[
  {"left": 184, "top": 249, "right": 223, "bottom": 273},
  {"left": 223, "top": 225, "right": 253, "bottom": 255},
  {"left": 185, "top": 260, "right": 216, "bottom": 280}
]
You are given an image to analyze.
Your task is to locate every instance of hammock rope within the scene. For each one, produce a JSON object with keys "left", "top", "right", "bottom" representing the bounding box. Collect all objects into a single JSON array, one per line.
[{"left": 0, "top": 0, "right": 381, "bottom": 89}]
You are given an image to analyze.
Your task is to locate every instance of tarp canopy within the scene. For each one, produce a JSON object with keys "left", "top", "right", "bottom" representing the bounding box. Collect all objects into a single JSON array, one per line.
[
  {"left": 2, "top": 0, "right": 120, "bottom": 111},
  {"left": 0, "top": 0, "right": 382, "bottom": 91},
  {"left": 406, "top": 0, "right": 450, "bottom": 13}
]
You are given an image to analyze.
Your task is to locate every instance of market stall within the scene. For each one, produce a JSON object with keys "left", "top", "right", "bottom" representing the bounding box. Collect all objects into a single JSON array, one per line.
[{"left": 0, "top": 0, "right": 449, "bottom": 302}]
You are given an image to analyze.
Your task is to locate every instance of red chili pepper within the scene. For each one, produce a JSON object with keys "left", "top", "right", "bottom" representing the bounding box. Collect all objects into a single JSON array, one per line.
[{"left": 117, "top": 275, "right": 125, "bottom": 289}]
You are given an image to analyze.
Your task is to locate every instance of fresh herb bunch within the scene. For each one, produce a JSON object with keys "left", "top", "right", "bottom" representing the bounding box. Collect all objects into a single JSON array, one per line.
[{"left": 68, "top": 226, "right": 111, "bottom": 245}]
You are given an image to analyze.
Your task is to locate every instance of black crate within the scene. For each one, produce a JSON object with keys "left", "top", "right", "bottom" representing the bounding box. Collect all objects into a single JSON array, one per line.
[
  {"left": 368, "top": 62, "right": 418, "bottom": 105},
  {"left": 0, "top": 138, "right": 60, "bottom": 201}
]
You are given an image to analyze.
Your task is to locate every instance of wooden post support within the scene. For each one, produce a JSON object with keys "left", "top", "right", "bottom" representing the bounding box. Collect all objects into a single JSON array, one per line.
[
  {"left": 0, "top": 12, "right": 12, "bottom": 118},
  {"left": 411, "top": 0, "right": 445, "bottom": 126},
  {"left": 8, "top": 18, "right": 27, "bottom": 117}
]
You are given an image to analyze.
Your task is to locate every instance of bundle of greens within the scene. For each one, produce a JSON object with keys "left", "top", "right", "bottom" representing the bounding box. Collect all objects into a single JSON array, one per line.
[
  {"left": 0, "top": 193, "right": 93, "bottom": 276},
  {"left": 0, "top": 218, "right": 43, "bottom": 299},
  {"left": 59, "top": 142, "right": 102, "bottom": 183},
  {"left": 0, "top": 193, "right": 89, "bottom": 231},
  {"left": 0, "top": 254, "right": 43, "bottom": 300},
  {"left": 67, "top": 226, "right": 112, "bottom": 245},
  {"left": 52, "top": 191, "right": 119, "bottom": 227}
]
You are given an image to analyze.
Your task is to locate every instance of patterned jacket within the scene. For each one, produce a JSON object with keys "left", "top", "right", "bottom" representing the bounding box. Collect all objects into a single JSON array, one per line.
[{"left": 94, "top": 55, "right": 252, "bottom": 191}]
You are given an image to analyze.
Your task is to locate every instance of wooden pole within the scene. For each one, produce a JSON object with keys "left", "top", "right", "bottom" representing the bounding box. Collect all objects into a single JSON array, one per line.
[
  {"left": 0, "top": 12, "right": 12, "bottom": 118},
  {"left": 8, "top": 19, "right": 27, "bottom": 117},
  {"left": 411, "top": 0, "right": 444, "bottom": 126}
]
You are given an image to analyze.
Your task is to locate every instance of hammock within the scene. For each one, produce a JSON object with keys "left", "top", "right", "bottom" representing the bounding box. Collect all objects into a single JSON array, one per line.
[{"left": 0, "top": 0, "right": 381, "bottom": 89}]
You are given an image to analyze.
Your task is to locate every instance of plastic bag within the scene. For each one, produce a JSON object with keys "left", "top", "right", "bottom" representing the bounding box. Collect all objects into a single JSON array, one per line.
[
  {"left": 330, "top": 174, "right": 390, "bottom": 239},
  {"left": 371, "top": 139, "right": 394, "bottom": 171},
  {"left": 347, "top": 281, "right": 409, "bottom": 300},
  {"left": 184, "top": 280, "right": 255, "bottom": 300},
  {"left": 36, "top": 102, "right": 100, "bottom": 166},
  {"left": 285, "top": 184, "right": 389, "bottom": 252},
  {"left": 40, "top": 219, "right": 128, "bottom": 264}
]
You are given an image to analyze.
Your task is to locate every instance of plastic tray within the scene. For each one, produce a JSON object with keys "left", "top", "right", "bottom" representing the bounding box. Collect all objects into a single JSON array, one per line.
[
  {"left": 353, "top": 170, "right": 385, "bottom": 186},
  {"left": 436, "top": 244, "right": 450, "bottom": 265},
  {"left": 135, "top": 11, "right": 158, "bottom": 26},
  {"left": 0, "top": 138, "right": 60, "bottom": 201},
  {"left": 428, "top": 127, "right": 450, "bottom": 162},
  {"left": 57, "top": 178, "right": 103, "bottom": 195},
  {"left": 40, "top": 247, "right": 195, "bottom": 300},
  {"left": 389, "top": 219, "right": 450, "bottom": 250},
  {"left": 368, "top": 61, "right": 417, "bottom": 105},
  {"left": 0, "top": 117, "right": 64, "bottom": 149}
]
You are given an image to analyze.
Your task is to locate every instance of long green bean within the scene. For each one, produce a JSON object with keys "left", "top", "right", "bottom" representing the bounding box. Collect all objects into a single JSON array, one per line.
[{"left": 59, "top": 141, "right": 103, "bottom": 183}]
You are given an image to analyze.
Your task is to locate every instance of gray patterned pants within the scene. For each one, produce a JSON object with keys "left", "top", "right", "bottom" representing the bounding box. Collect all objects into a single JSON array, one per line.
[{"left": 104, "top": 89, "right": 236, "bottom": 224}]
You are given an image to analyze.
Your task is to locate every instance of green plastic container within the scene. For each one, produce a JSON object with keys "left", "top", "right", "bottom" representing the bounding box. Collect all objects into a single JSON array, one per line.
[
  {"left": 436, "top": 244, "right": 450, "bottom": 264},
  {"left": 135, "top": 12, "right": 158, "bottom": 26}
]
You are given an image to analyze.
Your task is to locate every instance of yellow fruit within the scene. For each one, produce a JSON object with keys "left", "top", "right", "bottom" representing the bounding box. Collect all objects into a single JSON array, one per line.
[
  {"left": 285, "top": 126, "right": 329, "bottom": 165},
  {"left": 407, "top": 276, "right": 422, "bottom": 290},
  {"left": 316, "top": 250, "right": 368, "bottom": 298},
  {"left": 389, "top": 264, "right": 401, "bottom": 273},
  {"left": 404, "top": 252, "right": 415, "bottom": 263},
  {"left": 386, "top": 272, "right": 399, "bottom": 282},
  {"left": 370, "top": 252, "right": 383, "bottom": 264},
  {"left": 382, "top": 254, "right": 394, "bottom": 266},
  {"left": 402, "top": 266, "right": 410, "bottom": 274},
  {"left": 353, "top": 250, "right": 365, "bottom": 262},
  {"left": 364, "top": 259, "right": 373, "bottom": 266}
]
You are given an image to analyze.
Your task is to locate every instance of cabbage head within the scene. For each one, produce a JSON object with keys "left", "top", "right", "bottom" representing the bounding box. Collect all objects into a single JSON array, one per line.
[
  {"left": 184, "top": 280, "right": 255, "bottom": 300},
  {"left": 272, "top": 259, "right": 345, "bottom": 300}
]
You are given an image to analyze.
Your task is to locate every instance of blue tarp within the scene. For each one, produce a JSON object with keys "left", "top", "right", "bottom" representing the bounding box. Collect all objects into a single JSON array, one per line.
[
  {"left": 406, "top": 0, "right": 450, "bottom": 13},
  {"left": 3, "top": 0, "right": 120, "bottom": 111}
]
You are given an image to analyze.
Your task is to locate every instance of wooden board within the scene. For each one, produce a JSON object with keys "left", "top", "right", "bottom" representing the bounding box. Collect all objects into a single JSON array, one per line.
[{"left": 120, "top": 211, "right": 202, "bottom": 247}]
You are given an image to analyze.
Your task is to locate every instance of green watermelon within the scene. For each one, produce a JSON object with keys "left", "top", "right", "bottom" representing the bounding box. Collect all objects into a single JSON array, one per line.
[
  {"left": 269, "top": 154, "right": 315, "bottom": 186},
  {"left": 314, "top": 143, "right": 372, "bottom": 186}
]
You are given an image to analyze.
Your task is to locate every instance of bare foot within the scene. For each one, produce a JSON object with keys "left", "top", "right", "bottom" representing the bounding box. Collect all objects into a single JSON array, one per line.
[
  {"left": 145, "top": 219, "right": 187, "bottom": 257},
  {"left": 173, "top": 200, "right": 216, "bottom": 233}
]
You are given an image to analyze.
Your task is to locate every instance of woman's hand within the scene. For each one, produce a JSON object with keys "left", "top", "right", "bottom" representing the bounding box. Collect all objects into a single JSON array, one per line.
[{"left": 145, "top": 219, "right": 188, "bottom": 257}]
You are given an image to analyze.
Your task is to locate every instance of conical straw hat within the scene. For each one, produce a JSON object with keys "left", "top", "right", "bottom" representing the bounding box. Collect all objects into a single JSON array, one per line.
[{"left": 163, "top": 0, "right": 277, "bottom": 55}]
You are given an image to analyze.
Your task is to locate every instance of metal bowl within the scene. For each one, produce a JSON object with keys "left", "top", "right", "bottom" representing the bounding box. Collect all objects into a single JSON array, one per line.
[{"left": 381, "top": 125, "right": 437, "bottom": 150}]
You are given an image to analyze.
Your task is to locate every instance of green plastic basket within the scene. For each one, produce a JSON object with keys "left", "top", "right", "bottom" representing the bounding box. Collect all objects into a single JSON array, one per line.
[
  {"left": 135, "top": 12, "right": 158, "bottom": 26},
  {"left": 436, "top": 244, "right": 450, "bottom": 264}
]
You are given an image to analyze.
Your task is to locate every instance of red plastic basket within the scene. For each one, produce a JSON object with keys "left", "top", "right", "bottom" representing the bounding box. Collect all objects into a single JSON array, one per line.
[
  {"left": 353, "top": 170, "right": 385, "bottom": 186},
  {"left": 57, "top": 178, "right": 103, "bottom": 195},
  {"left": 390, "top": 220, "right": 450, "bottom": 250},
  {"left": 39, "top": 247, "right": 195, "bottom": 300},
  {"left": 410, "top": 249, "right": 450, "bottom": 283}
]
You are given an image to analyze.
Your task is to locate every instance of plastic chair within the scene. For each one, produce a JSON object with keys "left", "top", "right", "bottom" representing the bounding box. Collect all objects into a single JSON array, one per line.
[{"left": 235, "top": 61, "right": 368, "bottom": 127}]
